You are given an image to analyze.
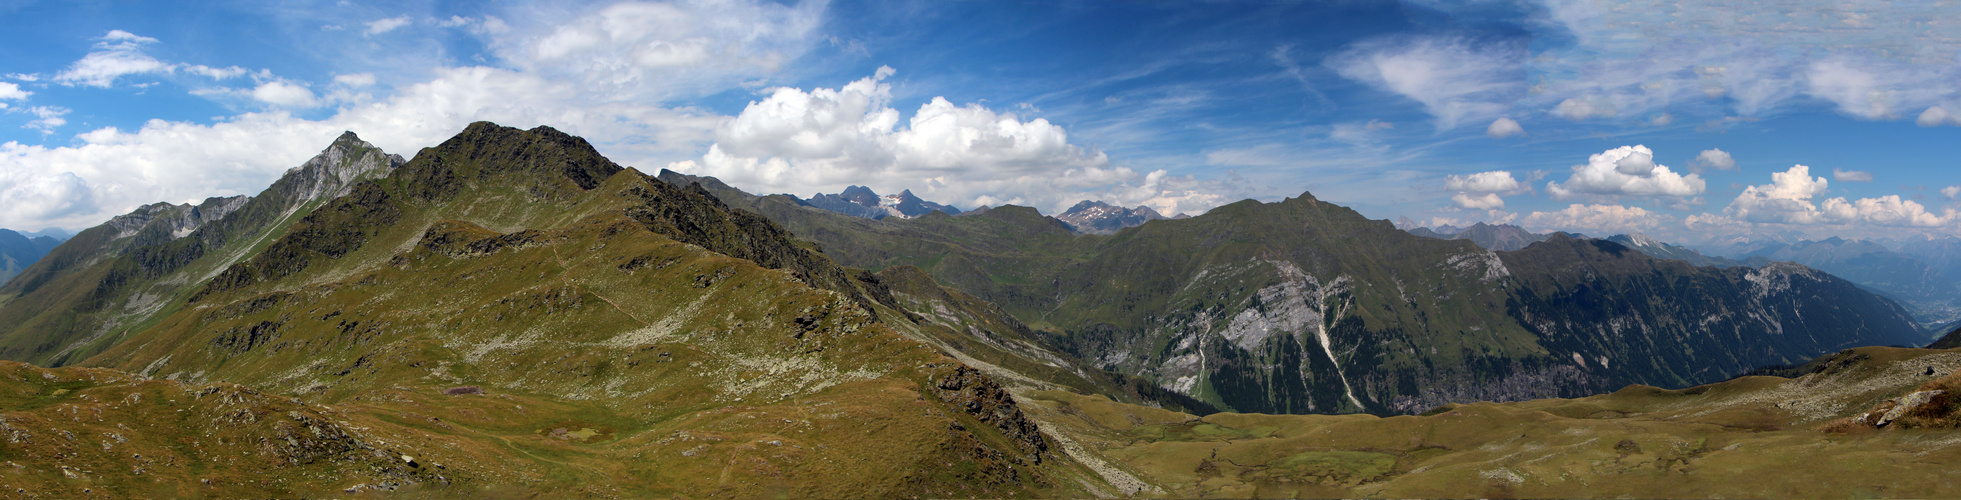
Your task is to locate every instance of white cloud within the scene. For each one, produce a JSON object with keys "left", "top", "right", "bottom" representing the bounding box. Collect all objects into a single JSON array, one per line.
[
  {"left": 1724, "top": 164, "right": 1831, "bottom": 224},
  {"left": 0, "top": 82, "right": 28, "bottom": 101},
  {"left": 676, "top": 69, "right": 1231, "bottom": 216},
  {"left": 1719, "top": 164, "right": 1952, "bottom": 227},
  {"left": 1920, "top": 106, "right": 1959, "bottom": 127},
  {"left": 333, "top": 73, "right": 377, "bottom": 87},
  {"left": 365, "top": 16, "right": 413, "bottom": 35},
  {"left": 250, "top": 81, "right": 319, "bottom": 108},
  {"left": 1943, "top": 185, "right": 1961, "bottom": 200},
  {"left": 0, "top": 167, "right": 95, "bottom": 230},
  {"left": 494, "top": 0, "right": 824, "bottom": 101},
  {"left": 54, "top": 30, "right": 171, "bottom": 87},
  {"left": 184, "top": 64, "right": 249, "bottom": 80},
  {"left": 1329, "top": 119, "right": 1394, "bottom": 146},
  {"left": 1485, "top": 117, "right": 1523, "bottom": 138},
  {"left": 1326, "top": 36, "right": 1524, "bottom": 130},
  {"left": 1521, "top": 203, "right": 1675, "bottom": 235},
  {"left": 1805, "top": 58, "right": 1893, "bottom": 119},
  {"left": 1546, "top": 145, "right": 1705, "bottom": 200},
  {"left": 1689, "top": 148, "right": 1735, "bottom": 171},
  {"left": 1528, "top": 0, "right": 1961, "bottom": 125},
  {"left": 1450, "top": 193, "right": 1506, "bottom": 210},
  {"left": 1832, "top": 168, "right": 1873, "bottom": 182},
  {"left": 1444, "top": 170, "right": 1529, "bottom": 209},
  {"left": 1551, "top": 97, "right": 1613, "bottom": 120},
  {"left": 1819, "top": 195, "right": 1955, "bottom": 227},
  {"left": 21, "top": 106, "right": 68, "bottom": 133}
]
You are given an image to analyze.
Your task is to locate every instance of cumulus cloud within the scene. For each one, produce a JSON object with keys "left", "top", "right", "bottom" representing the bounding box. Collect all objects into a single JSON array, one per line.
[
  {"left": 54, "top": 30, "right": 170, "bottom": 87},
  {"left": 1920, "top": 106, "right": 1959, "bottom": 127},
  {"left": 1485, "top": 117, "right": 1523, "bottom": 138},
  {"left": 365, "top": 16, "right": 413, "bottom": 35},
  {"left": 1944, "top": 185, "right": 1960, "bottom": 200},
  {"left": 675, "top": 68, "right": 1231, "bottom": 216},
  {"left": 1326, "top": 36, "right": 1524, "bottom": 130},
  {"left": 0, "top": 168, "right": 95, "bottom": 230},
  {"left": 1819, "top": 195, "right": 1955, "bottom": 227},
  {"left": 1832, "top": 168, "right": 1873, "bottom": 182},
  {"left": 1721, "top": 164, "right": 1955, "bottom": 227},
  {"left": 0, "top": 82, "right": 28, "bottom": 102},
  {"left": 1724, "top": 164, "right": 1831, "bottom": 224},
  {"left": 1521, "top": 203, "right": 1675, "bottom": 235},
  {"left": 1689, "top": 148, "right": 1735, "bottom": 171},
  {"left": 1443, "top": 170, "right": 1529, "bottom": 209},
  {"left": 1546, "top": 145, "right": 1705, "bottom": 200},
  {"left": 249, "top": 81, "right": 320, "bottom": 108}
]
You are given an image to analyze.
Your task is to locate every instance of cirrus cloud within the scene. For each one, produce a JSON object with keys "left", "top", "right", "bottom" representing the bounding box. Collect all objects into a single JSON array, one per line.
[{"left": 1326, "top": 35, "right": 1525, "bottom": 130}]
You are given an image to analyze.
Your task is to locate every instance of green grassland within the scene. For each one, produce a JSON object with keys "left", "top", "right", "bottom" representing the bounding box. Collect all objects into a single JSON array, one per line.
[{"left": 1017, "top": 345, "right": 1961, "bottom": 498}]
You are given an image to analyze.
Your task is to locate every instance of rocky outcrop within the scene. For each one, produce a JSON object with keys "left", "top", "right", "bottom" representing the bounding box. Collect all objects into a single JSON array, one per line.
[{"left": 933, "top": 364, "right": 1052, "bottom": 463}]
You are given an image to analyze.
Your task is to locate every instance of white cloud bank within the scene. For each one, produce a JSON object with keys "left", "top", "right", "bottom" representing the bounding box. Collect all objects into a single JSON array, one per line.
[
  {"left": 1521, "top": 203, "right": 1675, "bottom": 235},
  {"left": 671, "top": 68, "right": 1232, "bottom": 216},
  {"left": 1722, "top": 164, "right": 1955, "bottom": 227}
]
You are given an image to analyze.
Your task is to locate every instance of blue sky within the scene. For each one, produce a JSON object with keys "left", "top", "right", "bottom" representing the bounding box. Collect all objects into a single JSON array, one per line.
[{"left": 0, "top": 0, "right": 1956, "bottom": 245}]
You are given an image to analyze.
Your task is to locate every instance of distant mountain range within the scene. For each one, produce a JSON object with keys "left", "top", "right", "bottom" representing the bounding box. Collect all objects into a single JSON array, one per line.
[
  {"left": 1716, "top": 237, "right": 1961, "bottom": 331},
  {"left": 1052, "top": 200, "right": 1186, "bottom": 234},
  {"left": 797, "top": 185, "right": 964, "bottom": 219},
  {"left": 0, "top": 229, "right": 66, "bottom": 286},
  {"left": 695, "top": 188, "right": 1920, "bottom": 414},
  {"left": 1404, "top": 222, "right": 1554, "bottom": 251}
]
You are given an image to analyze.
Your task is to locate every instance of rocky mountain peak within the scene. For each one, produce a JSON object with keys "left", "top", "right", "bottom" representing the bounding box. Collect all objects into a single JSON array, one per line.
[
  {"left": 800, "top": 185, "right": 963, "bottom": 220},
  {"left": 1054, "top": 200, "right": 1166, "bottom": 234},
  {"left": 281, "top": 131, "right": 405, "bottom": 205}
]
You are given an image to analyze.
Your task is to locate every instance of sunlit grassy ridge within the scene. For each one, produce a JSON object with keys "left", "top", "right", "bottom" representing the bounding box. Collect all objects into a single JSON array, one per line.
[{"left": 1, "top": 123, "right": 1125, "bottom": 497}]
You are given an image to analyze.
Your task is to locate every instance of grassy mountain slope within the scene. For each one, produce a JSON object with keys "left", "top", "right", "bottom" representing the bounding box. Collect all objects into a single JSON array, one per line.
[
  {"left": 0, "top": 132, "right": 402, "bottom": 367},
  {"left": 1021, "top": 344, "right": 1961, "bottom": 498},
  {"left": 671, "top": 183, "right": 1923, "bottom": 415},
  {"left": 12, "top": 122, "right": 1121, "bottom": 497}
]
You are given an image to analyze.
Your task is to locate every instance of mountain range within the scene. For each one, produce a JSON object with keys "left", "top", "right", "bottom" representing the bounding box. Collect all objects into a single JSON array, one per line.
[
  {"left": 1404, "top": 222, "right": 1554, "bottom": 252},
  {"left": 0, "top": 122, "right": 1951, "bottom": 497},
  {"left": 797, "top": 185, "right": 964, "bottom": 220},
  {"left": 0, "top": 229, "right": 65, "bottom": 286},
  {"left": 664, "top": 179, "right": 1922, "bottom": 415}
]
